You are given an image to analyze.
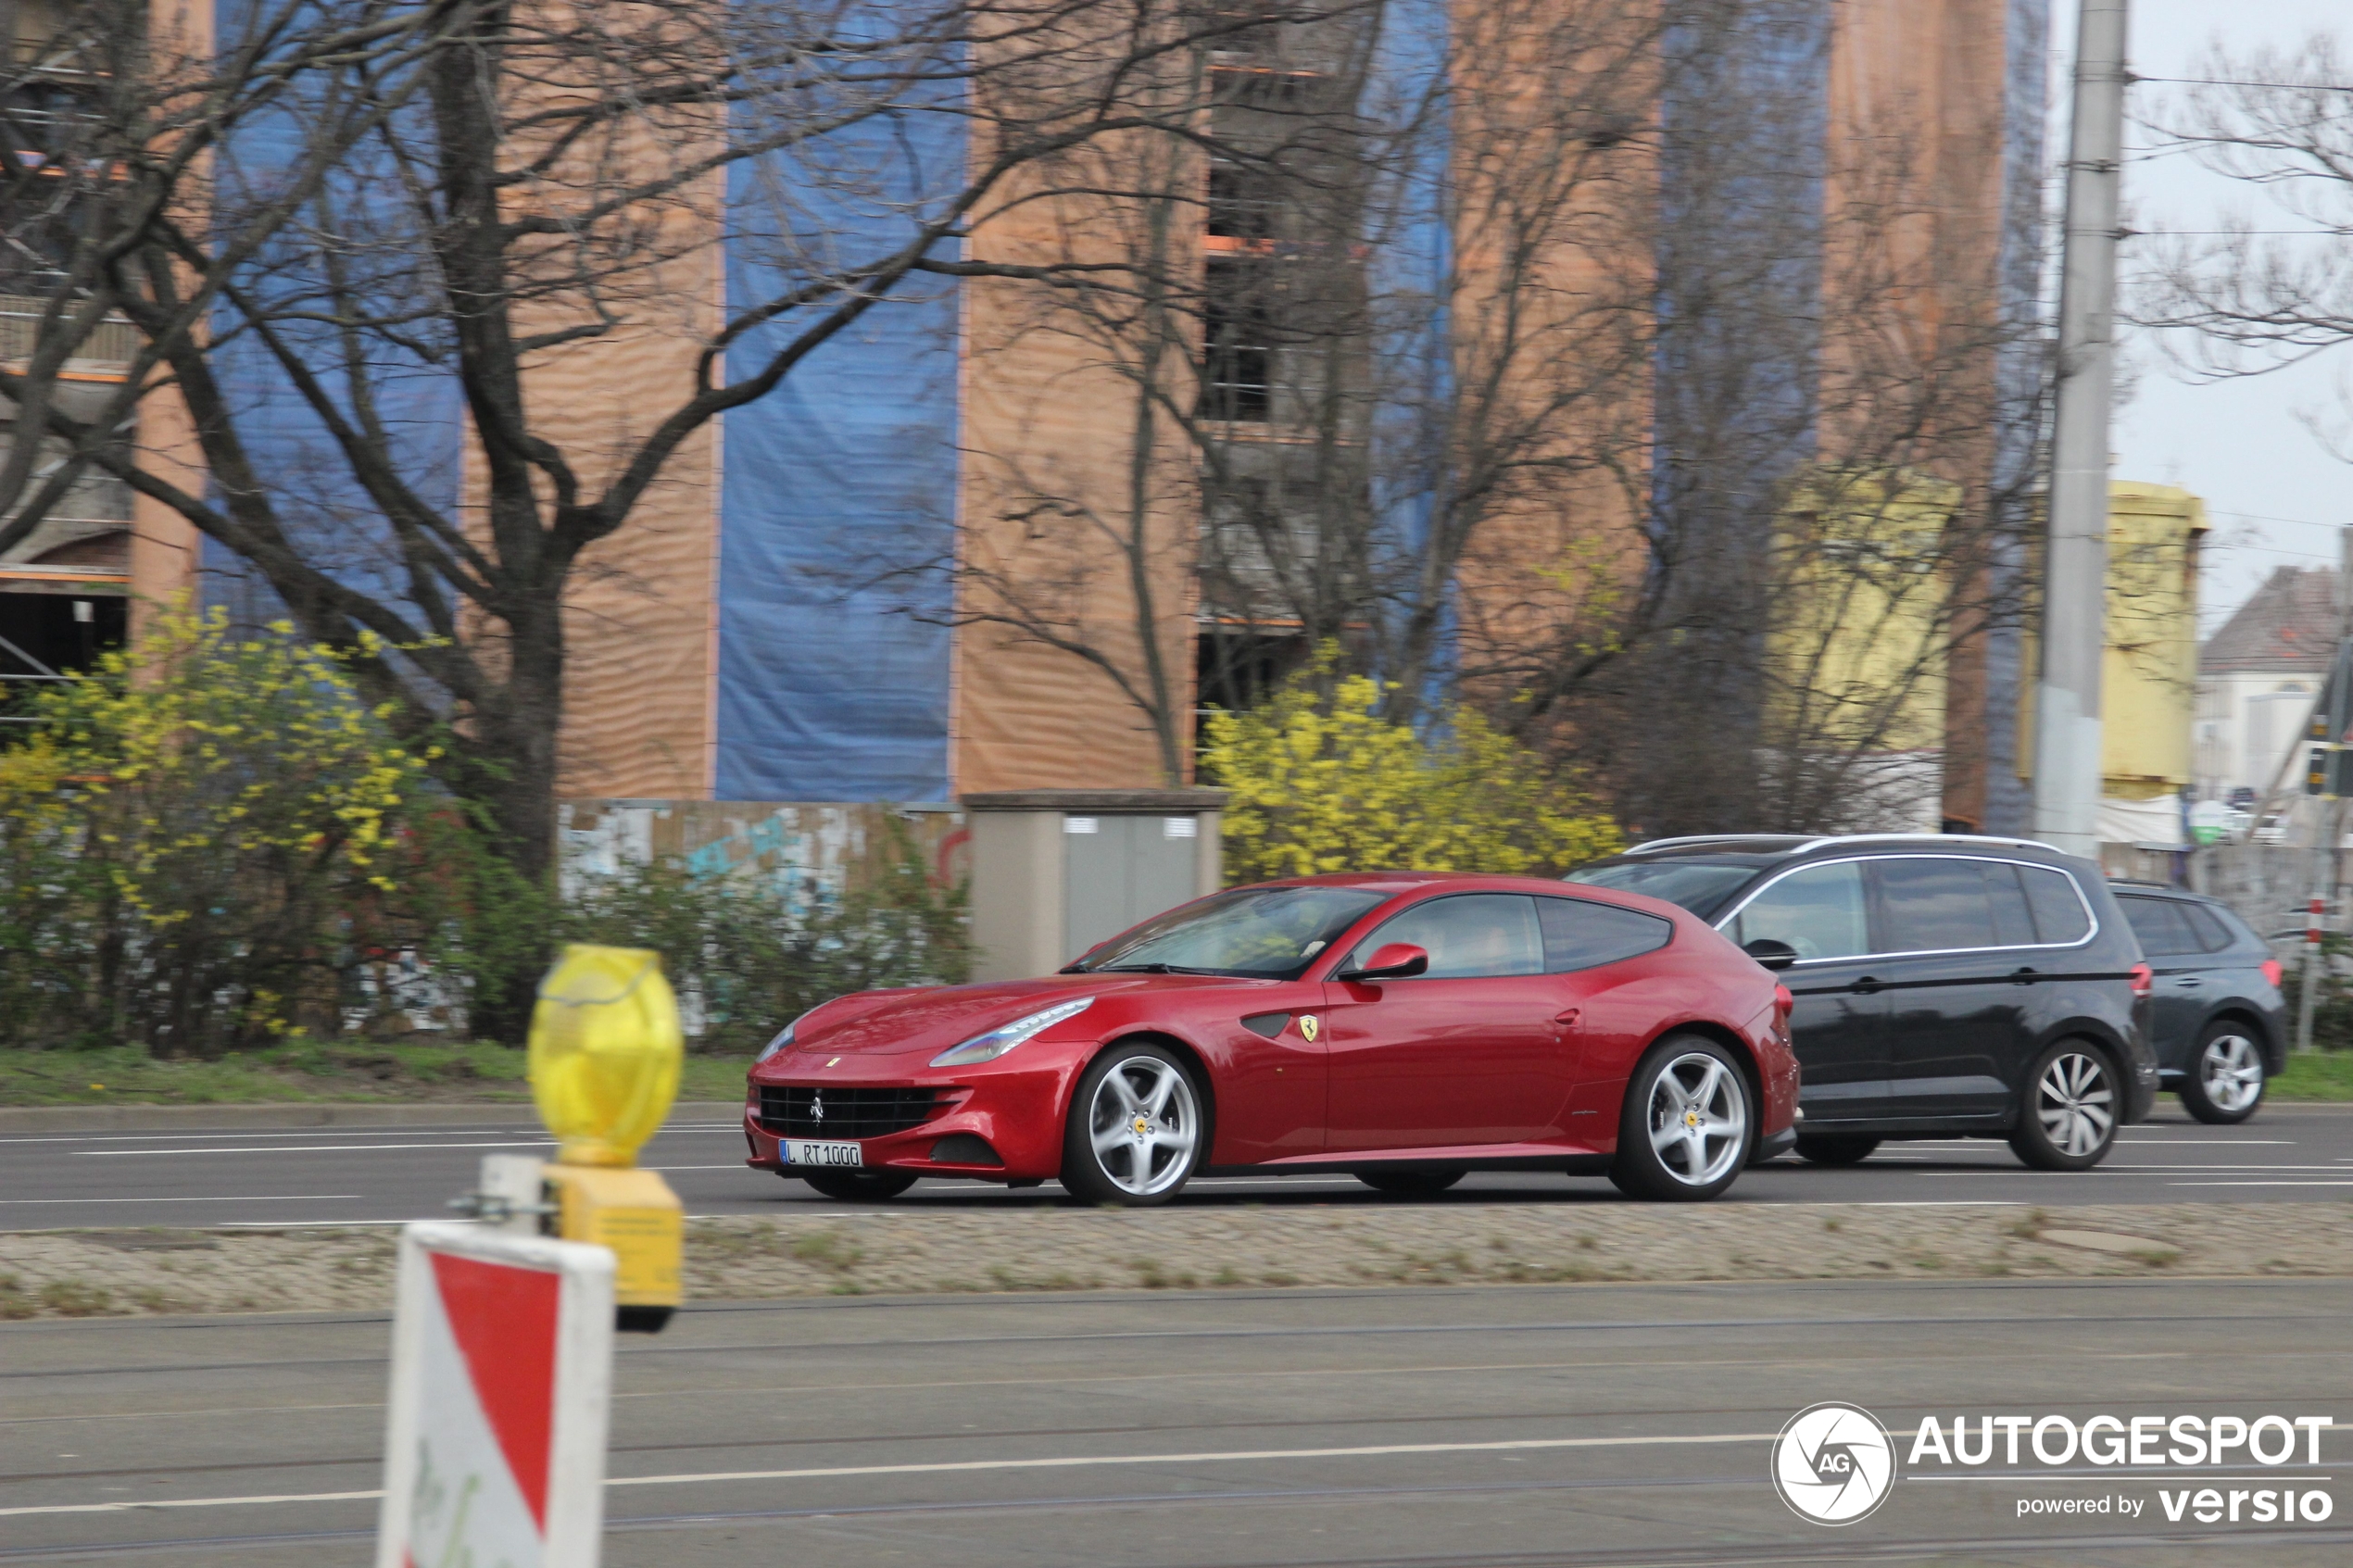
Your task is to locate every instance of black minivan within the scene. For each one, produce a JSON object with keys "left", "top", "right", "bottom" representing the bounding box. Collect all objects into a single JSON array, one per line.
[{"left": 1568, "top": 834, "right": 2157, "bottom": 1171}]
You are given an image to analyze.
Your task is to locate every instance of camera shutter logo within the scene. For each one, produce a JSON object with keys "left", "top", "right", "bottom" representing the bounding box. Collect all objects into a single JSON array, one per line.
[{"left": 1772, "top": 1402, "right": 1898, "bottom": 1524}]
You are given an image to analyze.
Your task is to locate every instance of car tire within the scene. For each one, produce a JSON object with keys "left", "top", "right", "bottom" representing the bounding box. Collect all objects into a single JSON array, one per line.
[
  {"left": 2178, "top": 1022, "right": 2268, "bottom": 1125},
  {"left": 1355, "top": 1169, "right": 1467, "bottom": 1197},
  {"left": 1608, "top": 1035, "right": 1755, "bottom": 1202},
  {"left": 2007, "top": 1040, "right": 2120, "bottom": 1172},
  {"left": 795, "top": 1169, "right": 920, "bottom": 1201},
  {"left": 1793, "top": 1135, "right": 1880, "bottom": 1166},
  {"left": 1061, "top": 1043, "right": 1207, "bottom": 1207}
]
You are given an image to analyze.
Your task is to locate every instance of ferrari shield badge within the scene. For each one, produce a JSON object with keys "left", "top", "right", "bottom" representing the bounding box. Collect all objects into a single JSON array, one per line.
[{"left": 1299, "top": 1014, "right": 1319, "bottom": 1042}]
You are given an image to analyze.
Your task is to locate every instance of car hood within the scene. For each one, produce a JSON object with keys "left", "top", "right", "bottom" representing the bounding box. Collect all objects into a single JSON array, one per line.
[{"left": 769, "top": 973, "right": 1245, "bottom": 1063}]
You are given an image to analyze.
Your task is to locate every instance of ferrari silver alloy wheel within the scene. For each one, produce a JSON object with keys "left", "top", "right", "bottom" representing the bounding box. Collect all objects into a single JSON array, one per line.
[
  {"left": 1088, "top": 1055, "right": 1201, "bottom": 1197},
  {"left": 1646, "top": 1052, "right": 1747, "bottom": 1187},
  {"left": 2198, "top": 1033, "right": 2264, "bottom": 1117},
  {"left": 2033, "top": 1050, "right": 2114, "bottom": 1159}
]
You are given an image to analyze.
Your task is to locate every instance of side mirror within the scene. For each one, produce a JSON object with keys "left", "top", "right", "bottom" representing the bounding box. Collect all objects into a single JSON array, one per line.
[
  {"left": 1743, "top": 937, "right": 1799, "bottom": 972},
  {"left": 1342, "top": 942, "right": 1429, "bottom": 982}
]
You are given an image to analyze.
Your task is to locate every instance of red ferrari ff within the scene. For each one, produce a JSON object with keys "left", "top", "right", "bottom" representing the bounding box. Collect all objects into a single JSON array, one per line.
[{"left": 744, "top": 872, "right": 1799, "bottom": 1204}]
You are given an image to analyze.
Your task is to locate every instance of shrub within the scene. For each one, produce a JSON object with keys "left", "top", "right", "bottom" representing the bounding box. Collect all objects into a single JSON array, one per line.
[
  {"left": 561, "top": 818, "right": 970, "bottom": 1055},
  {"left": 1202, "top": 671, "right": 1624, "bottom": 883},
  {"left": 0, "top": 611, "right": 971, "bottom": 1059},
  {"left": 0, "top": 606, "right": 429, "bottom": 1053}
]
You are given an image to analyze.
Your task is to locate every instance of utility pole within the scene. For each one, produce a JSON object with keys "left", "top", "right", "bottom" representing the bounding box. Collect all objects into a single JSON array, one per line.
[{"left": 2033, "top": 0, "right": 2130, "bottom": 857}]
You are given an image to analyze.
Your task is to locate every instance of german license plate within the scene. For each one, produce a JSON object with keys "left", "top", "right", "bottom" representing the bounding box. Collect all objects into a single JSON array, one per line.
[{"left": 783, "top": 1139, "right": 862, "bottom": 1168}]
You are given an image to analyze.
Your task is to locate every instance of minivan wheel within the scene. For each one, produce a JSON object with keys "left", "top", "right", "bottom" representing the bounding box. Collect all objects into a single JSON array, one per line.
[
  {"left": 1793, "top": 1135, "right": 1880, "bottom": 1166},
  {"left": 2008, "top": 1041, "right": 2120, "bottom": 1172},
  {"left": 2178, "top": 1023, "right": 2267, "bottom": 1125},
  {"left": 1608, "top": 1035, "right": 1754, "bottom": 1201}
]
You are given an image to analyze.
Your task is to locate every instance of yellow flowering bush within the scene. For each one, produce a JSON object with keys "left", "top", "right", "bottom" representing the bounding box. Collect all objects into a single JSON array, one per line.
[
  {"left": 1202, "top": 672, "right": 1625, "bottom": 883},
  {"left": 0, "top": 605, "right": 432, "bottom": 1053}
]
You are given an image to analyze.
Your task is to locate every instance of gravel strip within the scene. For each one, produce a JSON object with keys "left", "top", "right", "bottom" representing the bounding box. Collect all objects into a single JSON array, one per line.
[{"left": 3, "top": 1201, "right": 2350, "bottom": 1320}]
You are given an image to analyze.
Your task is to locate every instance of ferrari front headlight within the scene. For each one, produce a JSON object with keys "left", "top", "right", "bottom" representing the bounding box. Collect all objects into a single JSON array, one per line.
[{"left": 929, "top": 997, "right": 1095, "bottom": 1068}]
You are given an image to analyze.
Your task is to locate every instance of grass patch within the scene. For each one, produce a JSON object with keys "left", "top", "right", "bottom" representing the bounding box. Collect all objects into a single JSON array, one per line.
[
  {"left": 2272, "top": 1051, "right": 2353, "bottom": 1102},
  {"left": 0, "top": 1043, "right": 749, "bottom": 1107}
]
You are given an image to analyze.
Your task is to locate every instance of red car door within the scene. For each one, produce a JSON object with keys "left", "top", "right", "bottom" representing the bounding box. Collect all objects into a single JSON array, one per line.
[{"left": 1320, "top": 894, "right": 1577, "bottom": 1150}]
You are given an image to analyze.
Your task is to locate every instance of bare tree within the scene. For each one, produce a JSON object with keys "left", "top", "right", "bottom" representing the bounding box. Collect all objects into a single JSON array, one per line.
[
  {"left": 1, "top": 0, "right": 1360, "bottom": 881},
  {"left": 921, "top": 0, "right": 2048, "bottom": 836},
  {"left": 2136, "top": 35, "right": 2353, "bottom": 454}
]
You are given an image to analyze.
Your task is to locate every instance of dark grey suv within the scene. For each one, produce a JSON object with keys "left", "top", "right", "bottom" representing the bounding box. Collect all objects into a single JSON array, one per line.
[
  {"left": 1568, "top": 834, "right": 2158, "bottom": 1171},
  {"left": 2109, "top": 883, "right": 2286, "bottom": 1124}
]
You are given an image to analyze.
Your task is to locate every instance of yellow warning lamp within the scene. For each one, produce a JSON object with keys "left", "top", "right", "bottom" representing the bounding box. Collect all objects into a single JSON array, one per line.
[{"left": 527, "top": 944, "right": 686, "bottom": 1331}]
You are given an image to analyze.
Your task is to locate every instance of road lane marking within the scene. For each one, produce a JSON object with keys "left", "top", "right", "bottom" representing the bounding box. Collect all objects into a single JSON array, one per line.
[
  {"left": 0, "top": 1429, "right": 1780, "bottom": 1518},
  {"left": 82, "top": 1141, "right": 556, "bottom": 1157},
  {"left": 2169, "top": 1181, "right": 2353, "bottom": 1187},
  {"left": 0, "top": 1194, "right": 363, "bottom": 1206}
]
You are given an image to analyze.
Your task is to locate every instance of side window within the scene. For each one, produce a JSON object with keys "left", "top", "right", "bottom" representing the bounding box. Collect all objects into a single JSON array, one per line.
[
  {"left": 1985, "top": 862, "right": 2037, "bottom": 947},
  {"left": 2183, "top": 904, "right": 2235, "bottom": 953},
  {"left": 1728, "top": 861, "right": 1869, "bottom": 961},
  {"left": 2020, "top": 866, "right": 2092, "bottom": 945},
  {"left": 1875, "top": 859, "right": 2001, "bottom": 952},
  {"left": 1350, "top": 894, "right": 1544, "bottom": 979},
  {"left": 2120, "top": 897, "right": 2199, "bottom": 956},
  {"left": 1537, "top": 897, "right": 1672, "bottom": 972}
]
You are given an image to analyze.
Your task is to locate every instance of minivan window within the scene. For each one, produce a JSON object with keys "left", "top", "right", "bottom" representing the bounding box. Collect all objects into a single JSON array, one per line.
[
  {"left": 2020, "top": 865, "right": 2092, "bottom": 944},
  {"left": 2119, "top": 896, "right": 2200, "bottom": 956},
  {"left": 1537, "top": 897, "right": 1673, "bottom": 972},
  {"left": 1875, "top": 858, "right": 2039, "bottom": 953},
  {"left": 1727, "top": 861, "right": 1869, "bottom": 960},
  {"left": 1350, "top": 894, "right": 1545, "bottom": 978},
  {"left": 2182, "top": 903, "right": 2235, "bottom": 952}
]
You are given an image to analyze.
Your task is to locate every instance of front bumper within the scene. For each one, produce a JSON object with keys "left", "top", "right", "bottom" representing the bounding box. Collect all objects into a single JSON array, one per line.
[{"left": 743, "top": 1060, "right": 1079, "bottom": 1181}]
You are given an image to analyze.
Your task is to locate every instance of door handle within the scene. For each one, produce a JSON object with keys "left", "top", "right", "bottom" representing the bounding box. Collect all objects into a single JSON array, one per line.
[
  {"left": 1554, "top": 1008, "right": 1581, "bottom": 1026},
  {"left": 1850, "top": 977, "right": 1881, "bottom": 995},
  {"left": 2010, "top": 967, "right": 2039, "bottom": 985},
  {"left": 2174, "top": 977, "right": 2204, "bottom": 989}
]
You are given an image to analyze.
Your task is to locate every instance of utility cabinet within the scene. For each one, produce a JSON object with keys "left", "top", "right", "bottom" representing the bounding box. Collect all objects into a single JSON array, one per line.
[{"left": 963, "top": 789, "right": 1227, "bottom": 980}]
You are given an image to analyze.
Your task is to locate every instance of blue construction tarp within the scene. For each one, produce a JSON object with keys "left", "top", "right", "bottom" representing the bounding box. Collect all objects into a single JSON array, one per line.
[{"left": 715, "top": 62, "right": 966, "bottom": 803}]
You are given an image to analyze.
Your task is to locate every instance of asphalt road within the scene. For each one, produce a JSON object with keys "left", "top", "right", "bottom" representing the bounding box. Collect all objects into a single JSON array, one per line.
[
  {"left": 3, "top": 1275, "right": 2347, "bottom": 1566},
  {"left": 4, "top": 1103, "right": 2352, "bottom": 1230}
]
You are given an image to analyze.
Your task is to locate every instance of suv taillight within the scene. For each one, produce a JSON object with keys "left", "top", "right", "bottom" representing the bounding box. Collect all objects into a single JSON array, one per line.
[
  {"left": 2261, "top": 958, "right": 2284, "bottom": 989},
  {"left": 2128, "top": 962, "right": 2153, "bottom": 999}
]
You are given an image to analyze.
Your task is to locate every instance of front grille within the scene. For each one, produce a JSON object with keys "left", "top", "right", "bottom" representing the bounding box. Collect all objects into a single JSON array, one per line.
[{"left": 758, "top": 1085, "right": 946, "bottom": 1140}]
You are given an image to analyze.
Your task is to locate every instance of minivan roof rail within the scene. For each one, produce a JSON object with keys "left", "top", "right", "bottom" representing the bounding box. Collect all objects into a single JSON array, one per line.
[
  {"left": 1624, "top": 831, "right": 2063, "bottom": 857},
  {"left": 1788, "top": 832, "right": 2063, "bottom": 854}
]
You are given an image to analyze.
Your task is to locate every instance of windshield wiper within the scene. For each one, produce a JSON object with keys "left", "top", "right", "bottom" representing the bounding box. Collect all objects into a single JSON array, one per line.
[{"left": 1094, "top": 962, "right": 1230, "bottom": 975}]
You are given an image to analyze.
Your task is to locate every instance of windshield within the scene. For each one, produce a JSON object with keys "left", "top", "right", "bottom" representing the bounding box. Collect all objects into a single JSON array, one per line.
[
  {"left": 1565, "top": 859, "right": 1761, "bottom": 918},
  {"left": 1071, "top": 885, "right": 1390, "bottom": 979}
]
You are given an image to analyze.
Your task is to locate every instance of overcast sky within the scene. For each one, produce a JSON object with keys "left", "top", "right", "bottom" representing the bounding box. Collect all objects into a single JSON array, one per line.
[{"left": 2091, "top": 0, "right": 2351, "bottom": 632}]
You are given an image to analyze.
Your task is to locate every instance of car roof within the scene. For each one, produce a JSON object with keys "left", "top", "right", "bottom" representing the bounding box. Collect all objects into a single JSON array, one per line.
[{"left": 1257, "top": 871, "right": 1622, "bottom": 896}]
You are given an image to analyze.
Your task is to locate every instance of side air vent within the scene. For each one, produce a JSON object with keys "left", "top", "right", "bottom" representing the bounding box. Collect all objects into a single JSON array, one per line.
[
  {"left": 1240, "top": 1011, "right": 1291, "bottom": 1039},
  {"left": 928, "top": 1134, "right": 1004, "bottom": 1166}
]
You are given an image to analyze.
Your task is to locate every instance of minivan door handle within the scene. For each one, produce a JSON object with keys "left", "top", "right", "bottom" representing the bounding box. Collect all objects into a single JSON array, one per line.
[
  {"left": 2010, "top": 967, "right": 2039, "bottom": 985},
  {"left": 2173, "top": 977, "right": 2204, "bottom": 989},
  {"left": 1850, "top": 976, "right": 1881, "bottom": 995}
]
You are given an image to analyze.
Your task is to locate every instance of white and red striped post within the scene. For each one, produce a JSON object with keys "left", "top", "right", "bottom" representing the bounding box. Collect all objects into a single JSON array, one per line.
[{"left": 375, "top": 1223, "right": 616, "bottom": 1568}]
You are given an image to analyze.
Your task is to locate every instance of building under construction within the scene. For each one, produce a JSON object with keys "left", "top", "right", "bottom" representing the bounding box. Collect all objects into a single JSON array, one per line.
[{"left": 4, "top": 0, "right": 2050, "bottom": 829}]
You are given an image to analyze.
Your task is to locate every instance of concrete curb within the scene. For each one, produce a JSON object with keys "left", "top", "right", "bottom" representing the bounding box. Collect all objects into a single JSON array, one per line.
[{"left": 0, "top": 1100, "right": 745, "bottom": 1133}]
